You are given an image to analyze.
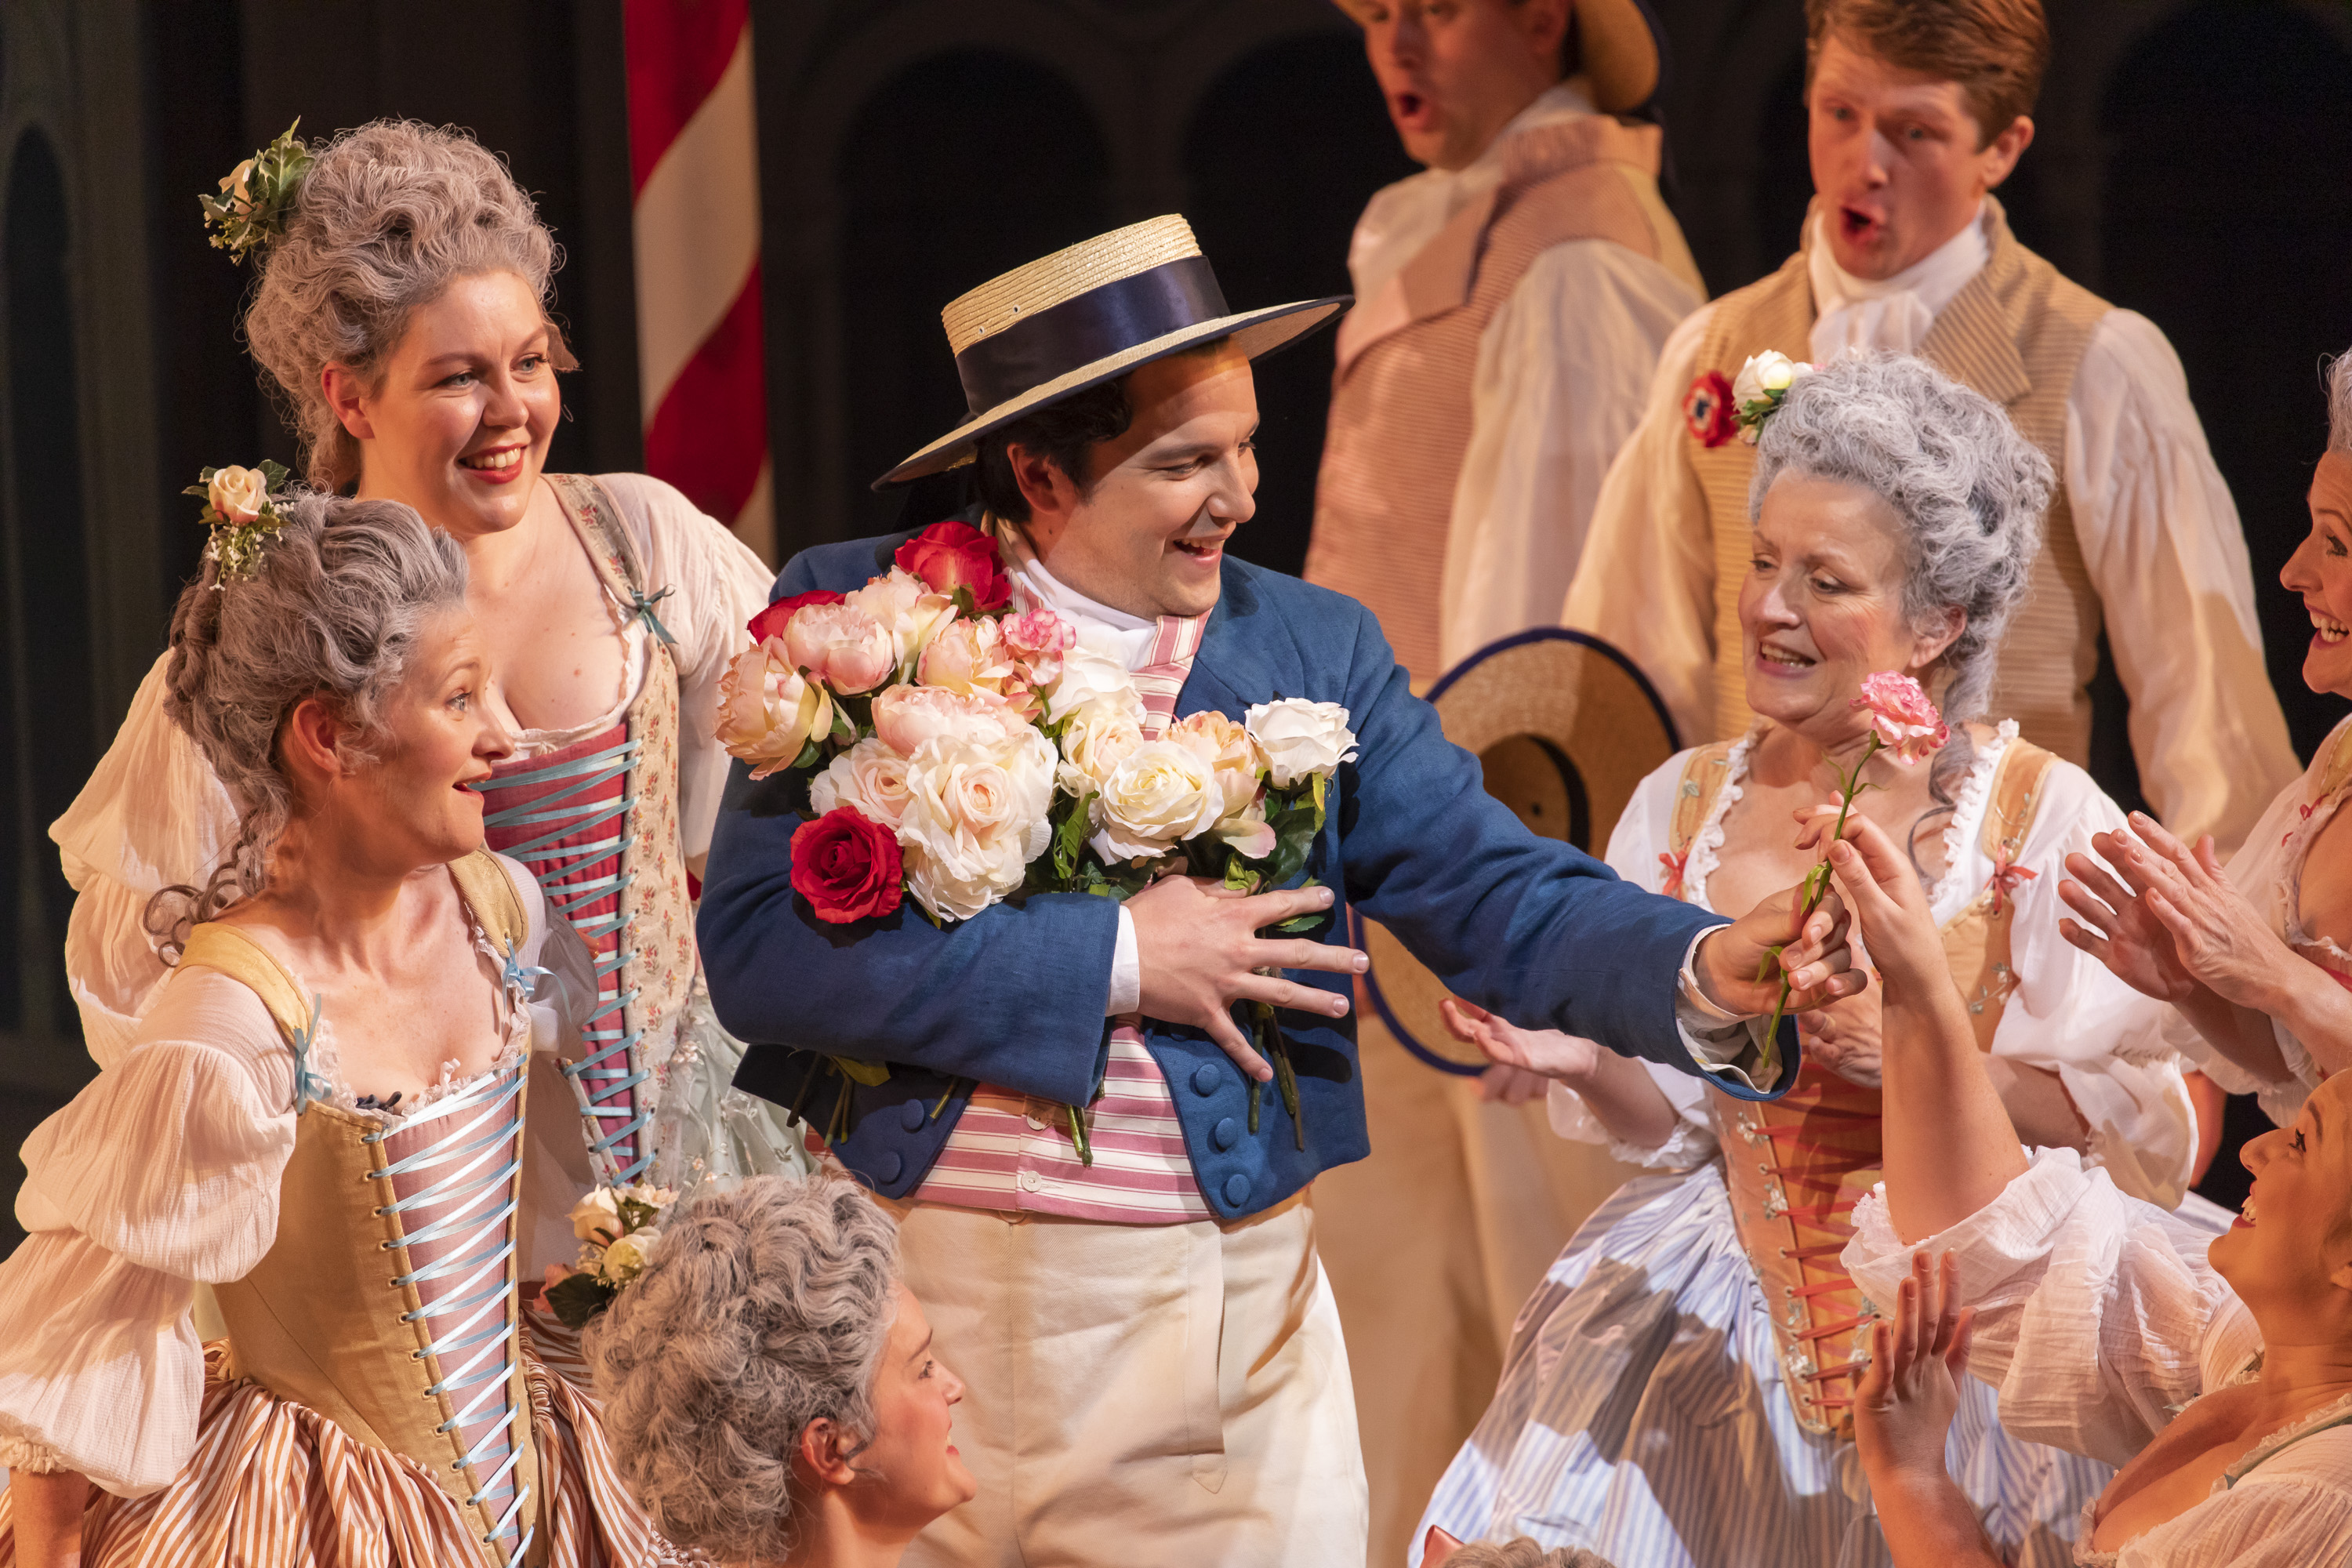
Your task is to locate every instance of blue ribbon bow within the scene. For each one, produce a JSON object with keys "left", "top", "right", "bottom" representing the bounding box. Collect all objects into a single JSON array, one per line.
[
  {"left": 503, "top": 947, "right": 554, "bottom": 1000},
  {"left": 289, "top": 993, "right": 332, "bottom": 1116},
  {"left": 627, "top": 584, "right": 679, "bottom": 648}
]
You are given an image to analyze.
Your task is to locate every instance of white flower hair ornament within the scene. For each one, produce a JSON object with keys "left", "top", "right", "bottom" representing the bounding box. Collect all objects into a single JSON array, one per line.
[
  {"left": 1730, "top": 351, "right": 1818, "bottom": 445},
  {"left": 199, "top": 121, "right": 312, "bottom": 264},
  {"left": 183, "top": 461, "right": 292, "bottom": 586}
]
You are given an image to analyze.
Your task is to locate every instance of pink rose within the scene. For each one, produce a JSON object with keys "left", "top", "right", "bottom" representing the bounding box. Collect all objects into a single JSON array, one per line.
[
  {"left": 844, "top": 568, "right": 957, "bottom": 671},
  {"left": 870, "top": 683, "right": 1028, "bottom": 757},
  {"left": 748, "top": 590, "right": 844, "bottom": 645},
  {"left": 1853, "top": 671, "right": 1948, "bottom": 765},
  {"left": 784, "top": 602, "right": 897, "bottom": 695},
  {"left": 916, "top": 615, "right": 1016, "bottom": 696},
  {"left": 1002, "top": 608, "right": 1077, "bottom": 686}
]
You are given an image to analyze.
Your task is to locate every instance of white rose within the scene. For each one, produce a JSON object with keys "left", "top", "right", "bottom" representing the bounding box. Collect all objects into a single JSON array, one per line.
[
  {"left": 1732, "top": 350, "right": 1813, "bottom": 408},
  {"left": 1091, "top": 740, "right": 1225, "bottom": 863},
  {"left": 1245, "top": 699, "right": 1359, "bottom": 788},
  {"left": 1044, "top": 640, "right": 1146, "bottom": 725},
  {"left": 715, "top": 641, "right": 834, "bottom": 779},
  {"left": 601, "top": 1229, "right": 659, "bottom": 1285},
  {"left": 569, "top": 1187, "right": 622, "bottom": 1244},
  {"left": 810, "top": 736, "right": 916, "bottom": 831},
  {"left": 897, "top": 730, "right": 1057, "bottom": 921},
  {"left": 1055, "top": 698, "right": 1145, "bottom": 798},
  {"left": 208, "top": 464, "right": 268, "bottom": 525},
  {"left": 845, "top": 567, "right": 957, "bottom": 672},
  {"left": 1164, "top": 710, "right": 1263, "bottom": 821}
]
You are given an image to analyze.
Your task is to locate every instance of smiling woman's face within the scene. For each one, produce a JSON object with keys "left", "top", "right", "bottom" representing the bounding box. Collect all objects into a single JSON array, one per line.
[
  {"left": 1738, "top": 472, "right": 1958, "bottom": 745},
  {"left": 2210, "top": 1073, "right": 2352, "bottom": 1319},
  {"left": 2281, "top": 451, "right": 2352, "bottom": 701},
  {"left": 846, "top": 1285, "right": 975, "bottom": 1534},
  {"left": 338, "top": 609, "right": 512, "bottom": 867},
  {"left": 337, "top": 270, "right": 561, "bottom": 543}
]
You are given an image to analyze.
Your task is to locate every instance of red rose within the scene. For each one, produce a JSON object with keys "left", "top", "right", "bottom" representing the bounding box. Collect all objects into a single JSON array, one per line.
[
  {"left": 749, "top": 590, "right": 845, "bottom": 645},
  {"left": 1683, "top": 370, "right": 1738, "bottom": 449},
  {"left": 790, "top": 808, "right": 905, "bottom": 924},
  {"left": 895, "top": 521, "right": 1011, "bottom": 612}
]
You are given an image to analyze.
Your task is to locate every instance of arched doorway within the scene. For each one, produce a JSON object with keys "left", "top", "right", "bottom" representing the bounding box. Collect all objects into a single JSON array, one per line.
[
  {"left": 1181, "top": 31, "right": 1412, "bottom": 575},
  {"left": 835, "top": 49, "right": 1112, "bottom": 538}
]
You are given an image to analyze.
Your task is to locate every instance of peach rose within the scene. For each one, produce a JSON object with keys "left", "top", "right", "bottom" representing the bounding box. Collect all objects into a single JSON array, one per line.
[
  {"left": 916, "top": 614, "right": 1016, "bottom": 696},
  {"left": 783, "top": 602, "right": 897, "bottom": 695},
  {"left": 845, "top": 568, "right": 957, "bottom": 673},
  {"left": 716, "top": 641, "right": 835, "bottom": 779},
  {"left": 208, "top": 465, "right": 268, "bottom": 525},
  {"left": 869, "top": 683, "right": 1027, "bottom": 757}
]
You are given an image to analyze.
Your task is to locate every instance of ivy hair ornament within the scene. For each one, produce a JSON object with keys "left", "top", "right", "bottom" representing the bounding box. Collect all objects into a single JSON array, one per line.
[
  {"left": 183, "top": 460, "right": 291, "bottom": 583},
  {"left": 198, "top": 121, "right": 312, "bottom": 263}
]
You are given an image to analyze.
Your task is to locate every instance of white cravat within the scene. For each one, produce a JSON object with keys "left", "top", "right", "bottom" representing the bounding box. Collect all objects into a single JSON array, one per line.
[
  {"left": 1806, "top": 203, "right": 1990, "bottom": 363},
  {"left": 1002, "top": 542, "right": 1156, "bottom": 669},
  {"left": 1348, "top": 81, "right": 1599, "bottom": 303}
]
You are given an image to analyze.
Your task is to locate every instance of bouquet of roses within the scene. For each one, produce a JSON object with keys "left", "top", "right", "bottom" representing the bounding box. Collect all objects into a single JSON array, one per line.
[
  {"left": 541, "top": 1182, "right": 679, "bottom": 1328},
  {"left": 713, "top": 519, "right": 1359, "bottom": 1151}
]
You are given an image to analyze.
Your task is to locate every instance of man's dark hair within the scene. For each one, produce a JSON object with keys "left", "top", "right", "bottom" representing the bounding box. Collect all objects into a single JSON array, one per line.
[{"left": 971, "top": 337, "right": 1234, "bottom": 524}]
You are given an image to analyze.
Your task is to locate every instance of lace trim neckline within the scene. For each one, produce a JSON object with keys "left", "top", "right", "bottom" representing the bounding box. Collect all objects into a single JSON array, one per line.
[
  {"left": 1683, "top": 720, "right": 2013, "bottom": 921},
  {"left": 2280, "top": 769, "right": 2352, "bottom": 968},
  {"left": 292, "top": 906, "right": 532, "bottom": 1125}
]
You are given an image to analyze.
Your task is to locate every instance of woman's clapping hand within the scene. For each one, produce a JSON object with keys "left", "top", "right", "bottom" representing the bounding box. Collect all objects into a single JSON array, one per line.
[{"left": 2060, "top": 813, "right": 2285, "bottom": 1013}]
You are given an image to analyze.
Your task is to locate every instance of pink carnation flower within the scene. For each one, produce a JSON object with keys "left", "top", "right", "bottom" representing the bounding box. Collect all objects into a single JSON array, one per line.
[{"left": 1852, "top": 671, "right": 1948, "bottom": 765}]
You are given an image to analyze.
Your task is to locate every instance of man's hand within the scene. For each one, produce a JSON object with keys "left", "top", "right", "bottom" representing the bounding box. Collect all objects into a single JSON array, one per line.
[
  {"left": 1693, "top": 873, "right": 1863, "bottom": 1018},
  {"left": 1127, "top": 876, "right": 1366, "bottom": 1082}
]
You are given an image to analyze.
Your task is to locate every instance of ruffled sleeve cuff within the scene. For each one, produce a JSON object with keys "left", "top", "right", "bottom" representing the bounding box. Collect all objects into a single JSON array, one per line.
[
  {"left": 1844, "top": 1145, "right": 2092, "bottom": 1314},
  {"left": 1546, "top": 1075, "right": 1717, "bottom": 1169},
  {"left": 0, "top": 1429, "right": 70, "bottom": 1474}
]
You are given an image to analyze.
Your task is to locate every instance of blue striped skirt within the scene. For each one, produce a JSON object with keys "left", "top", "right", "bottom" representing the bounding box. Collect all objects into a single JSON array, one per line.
[{"left": 1412, "top": 1163, "right": 2108, "bottom": 1568}]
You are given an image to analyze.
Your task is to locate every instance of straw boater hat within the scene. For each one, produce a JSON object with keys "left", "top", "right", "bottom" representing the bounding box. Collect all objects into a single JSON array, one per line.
[
  {"left": 1358, "top": 629, "right": 1681, "bottom": 1074},
  {"left": 874, "top": 216, "right": 1348, "bottom": 489}
]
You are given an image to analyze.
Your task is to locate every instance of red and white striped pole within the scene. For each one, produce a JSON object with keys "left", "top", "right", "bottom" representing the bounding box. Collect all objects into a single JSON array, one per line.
[{"left": 623, "top": 0, "right": 773, "bottom": 561}]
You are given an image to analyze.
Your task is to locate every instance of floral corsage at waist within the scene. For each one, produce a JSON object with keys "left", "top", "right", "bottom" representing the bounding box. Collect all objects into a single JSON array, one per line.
[
  {"left": 1686, "top": 350, "right": 1818, "bottom": 449},
  {"left": 543, "top": 1183, "right": 678, "bottom": 1329},
  {"left": 713, "top": 518, "right": 1359, "bottom": 1158}
]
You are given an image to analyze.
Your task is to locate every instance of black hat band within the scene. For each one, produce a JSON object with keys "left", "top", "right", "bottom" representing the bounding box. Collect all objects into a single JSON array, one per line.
[{"left": 953, "top": 254, "right": 1229, "bottom": 415}]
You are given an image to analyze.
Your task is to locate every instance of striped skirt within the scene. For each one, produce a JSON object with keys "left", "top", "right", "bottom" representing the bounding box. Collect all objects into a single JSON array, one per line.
[
  {"left": 0, "top": 1343, "right": 692, "bottom": 1567},
  {"left": 1414, "top": 1164, "right": 2110, "bottom": 1568}
]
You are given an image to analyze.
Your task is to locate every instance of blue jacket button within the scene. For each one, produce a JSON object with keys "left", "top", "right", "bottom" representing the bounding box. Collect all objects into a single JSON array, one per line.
[
  {"left": 1192, "top": 1063, "right": 1221, "bottom": 1096},
  {"left": 1221, "top": 1172, "right": 1250, "bottom": 1209},
  {"left": 900, "top": 1098, "right": 927, "bottom": 1132},
  {"left": 1210, "top": 1116, "right": 1238, "bottom": 1152},
  {"left": 877, "top": 1151, "right": 905, "bottom": 1185}
]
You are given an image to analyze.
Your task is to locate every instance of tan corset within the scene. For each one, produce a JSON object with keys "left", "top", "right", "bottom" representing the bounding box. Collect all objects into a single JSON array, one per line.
[
  {"left": 1670, "top": 733, "right": 2055, "bottom": 1437},
  {"left": 183, "top": 852, "right": 545, "bottom": 1566}
]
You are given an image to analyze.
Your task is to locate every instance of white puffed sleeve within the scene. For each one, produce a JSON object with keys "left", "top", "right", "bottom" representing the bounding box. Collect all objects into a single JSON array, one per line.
[
  {"left": 594, "top": 473, "right": 775, "bottom": 873},
  {"left": 1843, "top": 1148, "right": 2237, "bottom": 1471},
  {"left": 48, "top": 655, "right": 240, "bottom": 1068},
  {"left": 0, "top": 972, "right": 295, "bottom": 1495},
  {"left": 1980, "top": 758, "right": 2196, "bottom": 1207},
  {"left": 1544, "top": 753, "right": 1720, "bottom": 1169}
]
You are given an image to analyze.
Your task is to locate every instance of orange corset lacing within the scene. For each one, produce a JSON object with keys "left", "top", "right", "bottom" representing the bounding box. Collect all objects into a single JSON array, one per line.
[{"left": 1713, "top": 1063, "right": 1886, "bottom": 1439}]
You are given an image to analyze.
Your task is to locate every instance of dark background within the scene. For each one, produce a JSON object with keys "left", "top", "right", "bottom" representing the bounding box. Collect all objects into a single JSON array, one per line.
[{"left": 3, "top": 0, "right": 2346, "bottom": 1247}]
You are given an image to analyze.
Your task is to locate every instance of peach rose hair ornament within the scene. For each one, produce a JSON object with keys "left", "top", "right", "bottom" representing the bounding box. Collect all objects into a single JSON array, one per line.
[
  {"left": 1754, "top": 671, "right": 1949, "bottom": 1073},
  {"left": 199, "top": 121, "right": 312, "bottom": 264},
  {"left": 183, "top": 460, "right": 292, "bottom": 585}
]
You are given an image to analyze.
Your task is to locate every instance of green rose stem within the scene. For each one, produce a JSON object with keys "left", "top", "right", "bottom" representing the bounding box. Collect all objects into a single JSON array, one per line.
[
  {"left": 1255, "top": 1001, "right": 1304, "bottom": 1149},
  {"left": 1753, "top": 731, "right": 1885, "bottom": 1080},
  {"left": 1065, "top": 1101, "right": 1093, "bottom": 1166}
]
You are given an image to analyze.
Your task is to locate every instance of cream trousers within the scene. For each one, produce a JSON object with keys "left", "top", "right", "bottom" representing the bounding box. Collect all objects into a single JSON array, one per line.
[{"left": 886, "top": 1189, "right": 1369, "bottom": 1567}]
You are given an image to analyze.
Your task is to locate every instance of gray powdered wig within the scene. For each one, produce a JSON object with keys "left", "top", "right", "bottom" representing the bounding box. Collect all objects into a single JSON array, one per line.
[
  {"left": 244, "top": 119, "right": 568, "bottom": 492},
  {"left": 1750, "top": 352, "right": 2052, "bottom": 782},
  {"left": 587, "top": 1174, "right": 902, "bottom": 1562},
  {"left": 2327, "top": 349, "right": 2352, "bottom": 455},
  {"left": 146, "top": 492, "right": 469, "bottom": 960}
]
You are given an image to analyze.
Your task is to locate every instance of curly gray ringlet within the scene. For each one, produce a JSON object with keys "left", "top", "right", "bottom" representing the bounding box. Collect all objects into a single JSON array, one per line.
[
  {"left": 244, "top": 119, "right": 568, "bottom": 493},
  {"left": 586, "top": 1174, "right": 901, "bottom": 1563},
  {"left": 144, "top": 493, "right": 470, "bottom": 961},
  {"left": 1751, "top": 352, "right": 2053, "bottom": 791},
  {"left": 2326, "top": 347, "right": 2352, "bottom": 454}
]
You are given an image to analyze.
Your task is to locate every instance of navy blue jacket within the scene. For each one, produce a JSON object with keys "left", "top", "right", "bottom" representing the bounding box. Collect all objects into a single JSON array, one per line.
[{"left": 702, "top": 531, "right": 1797, "bottom": 1220}]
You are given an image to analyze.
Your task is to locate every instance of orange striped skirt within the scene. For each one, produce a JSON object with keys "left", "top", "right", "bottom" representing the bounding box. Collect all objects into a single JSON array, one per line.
[{"left": 0, "top": 1344, "right": 694, "bottom": 1566}]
